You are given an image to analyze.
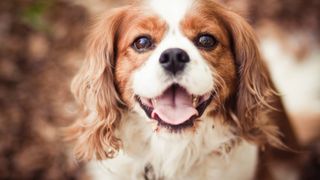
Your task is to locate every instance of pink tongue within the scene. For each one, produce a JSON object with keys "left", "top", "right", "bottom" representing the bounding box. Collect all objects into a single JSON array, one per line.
[{"left": 151, "top": 86, "right": 198, "bottom": 125}]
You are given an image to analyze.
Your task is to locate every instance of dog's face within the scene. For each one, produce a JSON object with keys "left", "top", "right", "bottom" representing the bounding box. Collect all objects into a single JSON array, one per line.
[
  {"left": 115, "top": 0, "right": 236, "bottom": 132},
  {"left": 70, "top": 0, "right": 280, "bottom": 160}
]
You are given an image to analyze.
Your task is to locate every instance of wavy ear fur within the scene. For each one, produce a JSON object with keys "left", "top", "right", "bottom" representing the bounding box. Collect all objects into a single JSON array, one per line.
[
  {"left": 216, "top": 7, "right": 285, "bottom": 148},
  {"left": 66, "top": 7, "right": 128, "bottom": 160}
]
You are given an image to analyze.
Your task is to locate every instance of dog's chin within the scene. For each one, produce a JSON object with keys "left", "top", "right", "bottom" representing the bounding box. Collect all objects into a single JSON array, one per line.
[{"left": 135, "top": 84, "right": 213, "bottom": 133}]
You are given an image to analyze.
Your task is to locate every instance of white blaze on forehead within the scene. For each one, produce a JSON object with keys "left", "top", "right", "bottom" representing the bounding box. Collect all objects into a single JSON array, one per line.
[
  {"left": 146, "top": 0, "right": 194, "bottom": 26},
  {"left": 132, "top": 0, "right": 214, "bottom": 98}
]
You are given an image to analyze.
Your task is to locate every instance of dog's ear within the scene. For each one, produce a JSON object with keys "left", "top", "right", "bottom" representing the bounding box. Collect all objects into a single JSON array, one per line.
[
  {"left": 218, "top": 9, "right": 284, "bottom": 148},
  {"left": 66, "top": 7, "right": 128, "bottom": 160}
]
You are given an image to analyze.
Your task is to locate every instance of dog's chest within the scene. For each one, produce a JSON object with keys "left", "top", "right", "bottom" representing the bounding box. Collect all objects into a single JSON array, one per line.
[
  {"left": 87, "top": 141, "right": 258, "bottom": 180},
  {"left": 87, "top": 116, "right": 258, "bottom": 180}
]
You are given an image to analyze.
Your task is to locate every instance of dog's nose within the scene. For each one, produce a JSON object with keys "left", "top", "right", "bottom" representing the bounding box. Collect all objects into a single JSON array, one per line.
[{"left": 159, "top": 48, "right": 190, "bottom": 75}]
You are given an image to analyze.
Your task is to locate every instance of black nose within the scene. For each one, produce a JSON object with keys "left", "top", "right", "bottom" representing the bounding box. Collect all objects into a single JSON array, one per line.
[{"left": 159, "top": 48, "right": 190, "bottom": 75}]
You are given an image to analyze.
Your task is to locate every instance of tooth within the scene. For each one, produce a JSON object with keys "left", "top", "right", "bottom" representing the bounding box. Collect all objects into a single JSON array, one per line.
[
  {"left": 192, "top": 96, "right": 199, "bottom": 107},
  {"left": 151, "top": 98, "right": 157, "bottom": 105}
]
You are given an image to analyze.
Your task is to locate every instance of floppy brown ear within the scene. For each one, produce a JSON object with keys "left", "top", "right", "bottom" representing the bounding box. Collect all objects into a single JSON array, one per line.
[
  {"left": 217, "top": 9, "right": 285, "bottom": 148},
  {"left": 66, "top": 7, "right": 128, "bottom": 160}
]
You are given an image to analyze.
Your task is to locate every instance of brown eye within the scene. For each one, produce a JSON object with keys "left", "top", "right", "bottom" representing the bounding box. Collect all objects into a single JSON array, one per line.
[
  {"left": 132, "top": 36, "right": 153, "bottom": 53},
  {"left": 195, "top": 34, "right": 218, "bottom": 50}
]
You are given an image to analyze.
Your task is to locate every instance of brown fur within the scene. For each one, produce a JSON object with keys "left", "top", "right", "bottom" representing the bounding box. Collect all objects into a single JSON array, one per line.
[
  {"left": 66, "top": 6, "right": 167, "bottom": 160},
  {"left": 115, "top": 12, "right": 167, "bottom": 104},
  {"left": 180, "top": 9, "right": 237, "bottom": 107},
  {"left": 178, "top": 1, "right": 286, "bottom": 149},
  {"left": 66, "top": 7, "right": 129, "bottom": 160},
  {"left": 215, "top": 7, "right": 284, "bottom": 148}
]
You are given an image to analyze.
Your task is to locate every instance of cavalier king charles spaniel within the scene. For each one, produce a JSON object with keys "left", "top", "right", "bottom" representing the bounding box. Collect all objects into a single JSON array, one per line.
[{"left": 67, "top": 0, "right": 300, "bottom": 179}]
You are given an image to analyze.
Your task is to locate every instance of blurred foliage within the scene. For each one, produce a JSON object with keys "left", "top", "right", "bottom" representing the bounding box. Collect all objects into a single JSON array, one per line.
[{"left": 20, "top": 0, "right": 53, "bottom": 32}]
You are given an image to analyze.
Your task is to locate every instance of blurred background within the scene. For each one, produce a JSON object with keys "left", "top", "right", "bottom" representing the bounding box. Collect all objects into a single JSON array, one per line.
[{"left": 0, "top": 0, "right": 319, "bottom": 179}]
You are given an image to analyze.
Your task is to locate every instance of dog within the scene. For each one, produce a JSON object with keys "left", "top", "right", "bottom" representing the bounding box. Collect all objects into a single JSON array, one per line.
[{"left": 67, "top": 0, "right": 301, "bottom": 179}]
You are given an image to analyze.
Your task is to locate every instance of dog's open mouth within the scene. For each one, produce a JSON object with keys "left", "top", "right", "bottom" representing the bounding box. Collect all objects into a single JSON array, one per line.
[{"left": 135, "top": 84, "right": 213, "bottom": 132}]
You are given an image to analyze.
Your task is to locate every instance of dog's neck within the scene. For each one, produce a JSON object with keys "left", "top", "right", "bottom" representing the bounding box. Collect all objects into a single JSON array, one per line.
[{"left": 108, "top": 111, "right": 258, "bottom": 179}]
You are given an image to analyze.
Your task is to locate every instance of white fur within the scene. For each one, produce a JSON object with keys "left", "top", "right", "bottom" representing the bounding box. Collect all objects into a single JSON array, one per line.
[
  {"left": 146, "top": 0, "right": 193, "bottom": 27},
  {"left": 87, "top": 111, "right": 258, "bottom": 180},
  {"left": 132, "top": 0, "right": 213, "bottom": 98}
]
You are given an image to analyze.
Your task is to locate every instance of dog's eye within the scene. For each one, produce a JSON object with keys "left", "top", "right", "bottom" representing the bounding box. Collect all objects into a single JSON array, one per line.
[
  {"left": 195, "top": 34, "right": 218, "bottom": 50},
  {"left": 132, "top": 36, "right": 153, "bottom": 52}
]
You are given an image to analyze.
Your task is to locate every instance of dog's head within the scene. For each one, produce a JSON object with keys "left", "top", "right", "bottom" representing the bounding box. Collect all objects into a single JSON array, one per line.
[{"left": 69, "top": 0, "right": 281, "bottom": 160}]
